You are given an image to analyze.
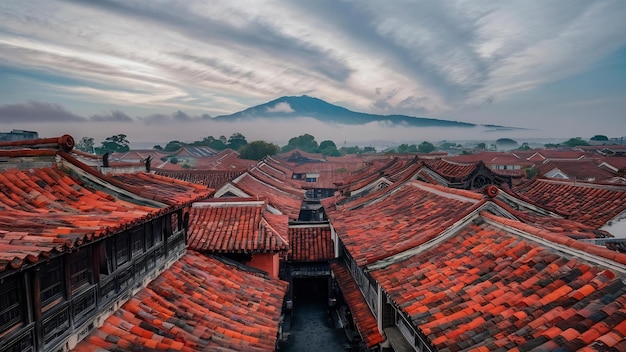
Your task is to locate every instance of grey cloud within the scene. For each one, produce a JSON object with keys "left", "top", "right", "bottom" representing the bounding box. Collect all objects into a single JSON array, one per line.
[
  {"left": 70, "top": 0, "right": 353, "bottom": 84},
  {"left": 371, "top": 88, "right": 399, "bottom": 112},
  {"left": 90, "top": 110, "right": 133, "bottom": 122},
  {"left": 138, "top": 111, "right": 201, "bottom": 125},
  {"left": 0, "top": 101, "right": 85, "bottom": 122}
]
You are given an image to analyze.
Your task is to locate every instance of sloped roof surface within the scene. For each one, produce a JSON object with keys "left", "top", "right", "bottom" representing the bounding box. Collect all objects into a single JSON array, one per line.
[
  {"left": 331, "top": 261, "right": 385, "bottom": 348},
  {"left": 422, "top": 159, "right": 477, "bottom": 179},
  {"left": 73, "top": 252, "right": 288, "bottom": 352},
  {"left": 187, "top": 202, "right": 288, "bottom": 253},
  {"left": 511, "top": 179, "right": 626, "bottom": 228},
  {"left": 327, "top": 181, "right": 484, "bottom": 266},
  {"left": 233, "top": 173, "right": 303, "bottom": 220},
  {"left": 110, "top": 172, "right": 212, "bottom": 205},
  {"left": 370, "top": 215, "right": 626, "bottom": 351},
  {"left": 153, "top": 169, "right": 245, "bottom": 189},
  {"left": 0, "top": 166, "right": 160, "bottom": 272},
  {"left": 599, "top": 156, "right": 626, "bottom": 171},
  {"left": 538, "top": 160, "right": 616, "bottom": 181},
  {"left": 173, "top": 146, "right": 217, "bottom": 157},
  {"left": 288, "top": 226, "right": 334, "bottom": 262}
]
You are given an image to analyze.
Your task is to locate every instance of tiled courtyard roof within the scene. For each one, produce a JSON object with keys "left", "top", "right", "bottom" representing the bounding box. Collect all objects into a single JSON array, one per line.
[
  {"left": 154, "top": 169, "right": 245, "bottom": 189},
  {"left": 233, "top": 173, "right": 303, "bottom": 220},
  {"left": 110, "top": 172, "right": 213, "bottom": 206},
  {"left": 327, "top": 181, "right": 484, "bottom": 266},
  {"left": 331, "top": 261, "right": 385, "bottom": 348},
  {"left": 370, "top": 214, "right": 626, "bottom": 351},
  {"left": 187, "top": 201, "right": 288, "bottom": 253},
  {"left": 73, "top": 252, "right": 288, "bottom": 352},
  {"left": 538, "top": 160, "right": 616, "bottom": 181},
  {"left": 511, "top": 178, "right": 626, "bottom": 228},
  {"left": 288, "top": 225, "right": 334, "bottom": 262},
  {"left": 0, "top": 166, "right": 159, "bottom": 272},
  {"left": 422, "top": 159, "right": 478, "bottom": 179}
]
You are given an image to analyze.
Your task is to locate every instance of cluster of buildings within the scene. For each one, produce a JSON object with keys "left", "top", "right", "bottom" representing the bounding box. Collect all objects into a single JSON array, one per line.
[{"left": 0, "top": 134, "right": 625, "bottom": 351}]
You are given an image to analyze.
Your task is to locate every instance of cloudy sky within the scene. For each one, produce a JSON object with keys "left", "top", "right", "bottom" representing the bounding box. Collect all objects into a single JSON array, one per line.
[{"left": 0, "top": 0, "right": 625, "bottom": 147}]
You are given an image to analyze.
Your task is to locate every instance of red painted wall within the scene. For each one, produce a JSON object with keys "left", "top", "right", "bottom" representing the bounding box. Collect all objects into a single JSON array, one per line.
[{"left": 246, "top": 252, "right": 280, "bottom": 278}]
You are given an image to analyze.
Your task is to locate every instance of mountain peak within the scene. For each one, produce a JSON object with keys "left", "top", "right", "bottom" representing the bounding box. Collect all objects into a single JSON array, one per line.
[{"left": 213, "top": 96, "right": 515, "bottom": 130}]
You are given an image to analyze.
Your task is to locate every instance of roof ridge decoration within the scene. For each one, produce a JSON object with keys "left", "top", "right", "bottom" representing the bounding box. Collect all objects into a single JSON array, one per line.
[{"left": 0, "top": 134, "right": 75, "bottom": 152}]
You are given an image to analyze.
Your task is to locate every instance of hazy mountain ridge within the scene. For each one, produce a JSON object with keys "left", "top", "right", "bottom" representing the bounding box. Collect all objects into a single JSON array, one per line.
[{"left": 212, "top": 95, "right": 517, "bottom": 129}]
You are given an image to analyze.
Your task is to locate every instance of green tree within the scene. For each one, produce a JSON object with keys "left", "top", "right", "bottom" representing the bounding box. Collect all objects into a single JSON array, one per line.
[
  {"left": 282, "top": 133, "right": 319, "bottom": 153},
  {"left": 476, "top": 142, "right": 486, "bottom": 149},
  {"left": 239, "top": 140, "right": 280, "bottom": 161},
  {"left": 562, "top": 137, "right": 589, "bottom": 147},
  {"left": 153, "top": 145, "right": 163, "bottom": 151},
  {"left": 208, "top": 139, "right": 227, "bottom": 150},
  {"left": 190, "top": 136, "right": 227, "bottom": 150},
  {"left": 590, "top": 135, "right": 608, "bottom": 141},
  {"left": 97, "top": 134, "right": 130, "bottom": 154},
  {"left": 164, "top": 140, "right": 186, "bottom": 152},
  {"left": 417, "top": 141, "right": 435, "bottom": 153},
  {"left": 76, "top": 136, "right": 95, "bottom": 153},
  {"left": 340, "top": 145, "right": 361, "bottom": 155},
  {"left": 319, "top": 140, "right": 337, "bottom": 150},
  {"left": 363, "top": 146, "right": 376, "bottom": 153},
  {"left": 319, "top": 140, "right": 340, "bottom": 156},
  {"left": 170, "top": 157, "right": 179, "bottom": 164},
  {"left": 227, "top": 132, "right": 248, "bottom": 150}
]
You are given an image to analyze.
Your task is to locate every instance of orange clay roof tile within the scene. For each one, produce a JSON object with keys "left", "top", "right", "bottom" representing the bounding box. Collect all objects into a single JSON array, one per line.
[
  {"left": 0, "top": 166, "right": 165, "bottom": 272},
  {"left": 369, "top": 219, "right": 626, "bottom": 351},
  {"left": 331, "top": 261, "right": 385, "bottom": 347},
  {"left": 326, "top": 180, "right": 483, "bottom": 266},
  {"left": 73, "top": 251, "right": 288, "bottom": 352},
  {"left": 510, "top": 178, "right": 626, "bottom": 228},
  {"left": 288, "top": 225, "right": 334, "bottom": 262},
  {"left": 187, "top": 201, "right": 289, "bottom": 253}
]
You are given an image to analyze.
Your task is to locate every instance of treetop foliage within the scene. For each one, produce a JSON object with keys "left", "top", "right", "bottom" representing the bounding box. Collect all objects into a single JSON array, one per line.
[{"left": 239, "top": 141, "right": 279, "bottom": 161}]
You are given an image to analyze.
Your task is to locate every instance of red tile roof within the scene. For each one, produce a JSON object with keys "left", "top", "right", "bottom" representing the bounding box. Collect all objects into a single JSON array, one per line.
[
  {"left": 153, "top": 169, "right": 244, "bottom": 189},
  {"left": 194, "top": 149, "right": 257, "bottom": 171},
  {"left": 288, "top": 225, "right": 334, "bottom": 262},
  {"left": 331, "top": 261, "right": 385, "bottom": 348},
  {"left": 187, "top": 200, "right": 289, "bottom": 253},
  {"left": 422, "top": 159, "right": 478, "bottom": 179},
  {"left": 233, "top": 173, "right": 303, "bottom": 220},
  {"left": 110, "top": 172, "right": 213, "bottom": 206},
  {"left": 599, "top": 156, "right": 626, "bottom": 172},
  {"left": 511, "top": 179, "right": 626, "bottom": 228},
  {"left": 73, "top": 251, "right": 288, "bottom": 352},
  {"left": 248, "top": 167, "right": 303, "bottom": 195},
  {"left": 538, "top": 160, "right": 616, "bottom": 182},
  {"left": 370, "top": 215, "right": 626, "bottom": 351},
  {"left": 326, "top": 181, "right": 484, "bottom": 266},
  {"left": 338, "top": 157, "right": 410, "bottom": 192},
  {"left": 0, "top": 139, "right": 214, "bottom": 273},
  {"left": 0, "top": 166, "right": 159, "bottom": 272}
]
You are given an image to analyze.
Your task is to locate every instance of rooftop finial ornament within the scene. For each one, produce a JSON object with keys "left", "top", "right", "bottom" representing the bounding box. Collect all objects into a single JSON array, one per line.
[{"left": 485, "top": 185, "right": 499, "bottom": 198}]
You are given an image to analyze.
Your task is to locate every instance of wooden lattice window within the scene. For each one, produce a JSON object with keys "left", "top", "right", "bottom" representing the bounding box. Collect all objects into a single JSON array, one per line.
[
  {"left": 40, "top": 258, "right": 65, "bottom": 311},
  {"left": 0, "top": 276, "right": 23, "bottom": 333},
  {"left": 116, "top": 232, "right": 130, "bottom": 266},
  {"left": 68, "top": 249, "right": 92, "bottom": 293}
]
